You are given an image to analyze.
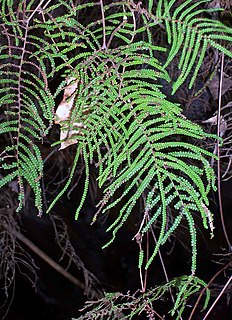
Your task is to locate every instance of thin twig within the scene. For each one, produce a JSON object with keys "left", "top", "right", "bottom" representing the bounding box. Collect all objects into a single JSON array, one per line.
[
  {"left": 143, "top": 222, "right": 149, "bottom": 291},
  {"left": 188, "top": 260, "right": 232, "bottom": 320},
  {"left": 2, "top": 223, "right": 102, "bottom": 299},
  {"left": 149, "top": 226, "right": 184, "bottom": 320},
  {"left": 202, "top": 275, "right": 232, "bottom": 320},
  {"left": 27, "top": 0, "right": 47, "bottom": 22},
  {"left": 99, "top": 0, "right": 106, "bottom": 49},
  {"left": 216, "top": 52, "right": 232, "bottom": 250}
]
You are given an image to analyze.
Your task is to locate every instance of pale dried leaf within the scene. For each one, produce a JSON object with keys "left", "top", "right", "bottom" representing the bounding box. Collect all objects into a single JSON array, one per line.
[
  {"left": 55, "top": 77, "right": 84, "bottom": 150},
  {"left": 55, "top": 77, "right": 78, "bottom": 124}
]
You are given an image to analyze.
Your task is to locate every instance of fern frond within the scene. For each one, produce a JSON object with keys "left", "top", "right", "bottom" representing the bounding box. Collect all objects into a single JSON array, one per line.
[
  {"left": 75, "top": 275, "right": 210, "bottom": 320},
  {"left": 160, "top": 0, "right": 232, "bottom": 93},
  {"left": 1, "top": 0, "right": 230, "bottom": 276},
  {"left": 0, "top": 1, "right": 54, "bottom": 214},
  {"left": 36, "top": 0, "right": 221, "bottom": 274}
]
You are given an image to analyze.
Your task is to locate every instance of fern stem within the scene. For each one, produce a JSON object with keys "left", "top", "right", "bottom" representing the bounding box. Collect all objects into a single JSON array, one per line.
[
  {"left": 188, "top": 259, "right": 232, "bottom": 320},
  {"left": 202, "top": 276, "right": 232, "bottom": 320},
  {"left": 27, "top": 0, "right": 47, "bottom": 22},
  {"left": 217, "top": 52, "right": 232, "bottom": 251},
  {"left": 99, "top": 0, "right": 107, "bottom": 50}
]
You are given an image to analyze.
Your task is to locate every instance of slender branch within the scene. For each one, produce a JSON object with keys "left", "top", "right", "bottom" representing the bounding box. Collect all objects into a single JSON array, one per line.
[
  {"left": 99, "top": 0, "right": 106, "bottom": 49},
  {"left": 27, "top": 0, "right": 47, "bottom": 22},
  {"left": 202, "top": 275, "right": 232, "bottom": 320},
  {"left": 150, "top": 225, "right": 183, "bottom": 319},
  {"left": 188, "top": 259, "right": 232, "bottom": 320},
  {"left": 216, "top": 52, "right": 232, "bottom": 250},
  {"left": 2, "top": 223, "right": 102, "bottom": 299}
]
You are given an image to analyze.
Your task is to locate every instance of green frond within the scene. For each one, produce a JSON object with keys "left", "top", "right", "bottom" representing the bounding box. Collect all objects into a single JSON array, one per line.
[
  {"left": 0, "top": 0, "right": 55, "bottom": 213},
  {"left": 138, "top": 249, "right": 144, "bottom": 269},
  {"left": 47, "top": 144, "right": 82, "bottom": 213},
  {"left": 75, "top": 145, "right": 90, "bottom": 220},
  {"left": 40, "top": 0, "right": 218, "bottom": 271},
  {"left": 75, "top": 275, "right": 210, "bottom": 320},
  {"left": 1, "top": 0, "right": 231, "bottom": 283},
  {"left": 160, "top": 0, "right": 232, "bottom": 93}
]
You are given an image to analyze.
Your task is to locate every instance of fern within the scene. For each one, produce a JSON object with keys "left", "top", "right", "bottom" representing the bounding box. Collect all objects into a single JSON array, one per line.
[
  {"left": 156, "top": 0, "right": 232, "bottom": 92},
  {"left": 41, "top": 0, "right": 224, "bottom": 274},
  {"left": 0, "top": 1, "right": 54, "bottom": 215},
  {"left": 75, "top": 275, "right": 210, "bottom": 320},
  {"left": 1, "top": 0, "right": 231, "bottom": 272},
  {"left": 0, "top": 1, "right": 232, "bottom": 317}
]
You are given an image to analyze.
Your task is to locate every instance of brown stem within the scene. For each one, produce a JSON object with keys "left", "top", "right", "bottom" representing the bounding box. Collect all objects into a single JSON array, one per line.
[
  {"left": 188, "top": 259, "right": 232, "bottom": 320},
  {"left": 202, "top": 275, "right": 232, "bottom": 320},
  {"left": 2, "top": 223, "right": 102, "bottom": 299},
  {"left": 99, "top": 0, "right": 106, "bottom": 49},
  {"left": 216, "top": 52, "right": 232, "bottom": 250}
]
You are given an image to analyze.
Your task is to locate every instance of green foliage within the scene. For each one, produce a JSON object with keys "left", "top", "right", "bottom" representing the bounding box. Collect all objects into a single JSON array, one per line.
[
  {"left": 74, "top": 275, "right": 210, "bottom": 320},
  {"left": 42, "top": 0, "right": 226, "bottom": 274},
  {"left": 0, "top": 0, "right": 232, "bottom": 317},
  {"left": 0, "top": 0, "right": 55, "bottom": 215},
  {"left": 157, "top": 0, "right": 232, "bottom": 93}
]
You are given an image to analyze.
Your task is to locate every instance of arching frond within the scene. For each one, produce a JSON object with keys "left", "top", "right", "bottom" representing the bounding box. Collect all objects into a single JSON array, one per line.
[
  {"left": 156, "top": 0, "right": 232, "bottom": 93},
  {"left": 0, "top": 1, "right": 54, "bottom": 214},
  {"left": 40, "top": 1, "right": 220, "bottom": 273},
  {"left": 1, "top": 0, "right": 232, "bottom": 317},
  {"left": 1, "top": 0, "right": 231, "bottom": 274}
]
